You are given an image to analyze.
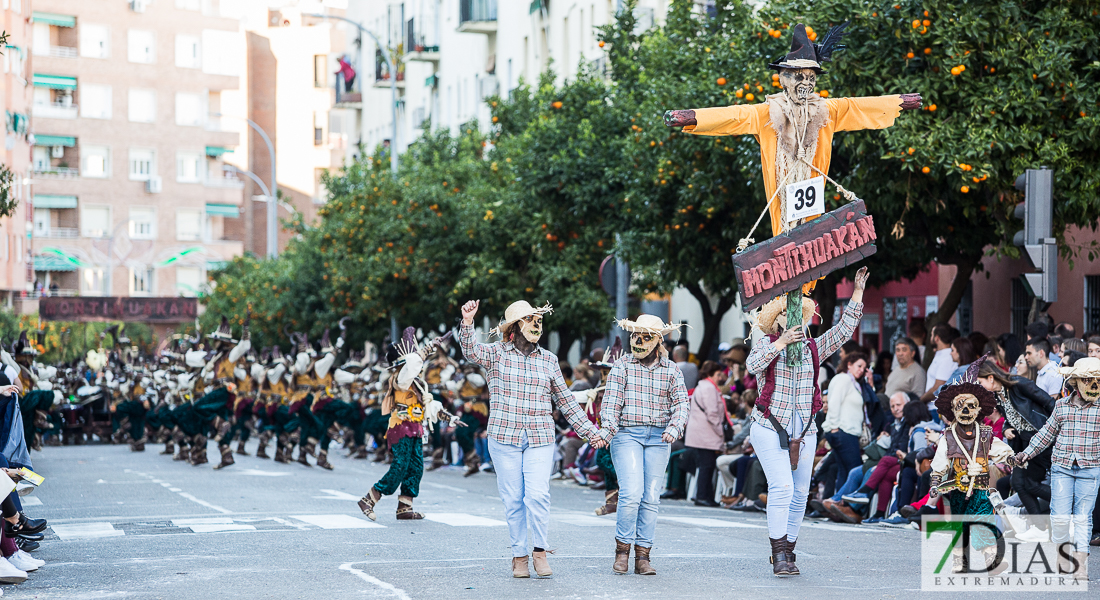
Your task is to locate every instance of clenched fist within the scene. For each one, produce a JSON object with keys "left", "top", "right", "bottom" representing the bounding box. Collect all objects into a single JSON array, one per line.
[{"left": 461, "top": 300, "right": 480, "bottom": 325}]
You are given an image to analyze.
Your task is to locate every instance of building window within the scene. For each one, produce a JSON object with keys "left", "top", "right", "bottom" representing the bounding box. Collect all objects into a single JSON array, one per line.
[
  {"left": 176, "top": 152, "right": 201, "bottom": 183},
  {"left": 1086, "top": 275, "right": 1100, "bottom": 335},
  {"left": 129, "top": 267, "right": 154, "bottom": 296},
  {"left": 129, "top": 149, "right": 156, "bottom": 181},
  {"left": 127, "top": 29, "right": 156, "bottom": 64},
  {"left": 129, "top": 207, "right": 156, "bottom": 239},
  {"left": 82, "top": 145, "right": 110, "bottom": 178},
  {"left": 82, "top": 268, "right": 107, "bottom": 296},
  {"left": 82, "top": 206, "right": 110, "bottom": 238},
  {"left": 81, "top": 84, "right": 113, "bottom": 119},
  {"left": 33, "top": 208, "right": 51, "bottom": 237},
  {"left": 128, "top": 89, "right": 156, "bottom": 122},
  {"left": 174, "top": 92, "right": 202, "bottom": 126},
  {"left": 314, "top": 111, "right": 325, "bottom": 145},
  {"left": 1011, "top": 277, "right": 1032, "bottom": 340},
  {"left": 314, "top": 54, "right": 327, "bottom": 87},
  {"left": 176, "top": 208, "right": 202, "bottom": 241},
  {"left": 176, "top": 266, "right": 203, "bottom": 297},
  {"left": 80, "top": 24, "right": 110, "bottom": 59},
  {"left": 175, "top": 35, "right": 201, "bottom": 69},
  {"left": 32, "top": 147, "right": 49, "bottom": 172},
  {"left": 175, "top": 0, "right": 201, "bottom": 10}
]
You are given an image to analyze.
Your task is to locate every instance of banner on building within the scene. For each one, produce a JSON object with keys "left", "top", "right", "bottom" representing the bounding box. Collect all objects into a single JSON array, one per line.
[{"left": 39, "top": 297, "right": 198, "bottom": 323}]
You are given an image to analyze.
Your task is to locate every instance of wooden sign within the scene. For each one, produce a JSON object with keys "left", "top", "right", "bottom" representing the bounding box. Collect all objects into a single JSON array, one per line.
[
  {"left": 40, "top": 297, "right": 198, "bottom": 323},
  {"left": 732, "top": 200, "right": 877, "bottom": 311}
]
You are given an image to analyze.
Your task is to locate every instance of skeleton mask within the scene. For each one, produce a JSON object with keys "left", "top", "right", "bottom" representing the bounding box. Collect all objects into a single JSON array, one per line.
[
  {"left": 1075, "top": 376, "right": 1100, "bottom": 403},
  {"left": 396, "top": 353, "right": 424, "bottom": 391},
  {"left": 779, "top": 68, "right": 818, "bottom": 104},
  {"left": 630, "top": 332, "right": 660, "bottom": 360},
  {"left": 519, "top": 314, "right": 543, "bottom": 344},
  {"left": 952, "top": 394, "right": 980, "bottom": 425}
]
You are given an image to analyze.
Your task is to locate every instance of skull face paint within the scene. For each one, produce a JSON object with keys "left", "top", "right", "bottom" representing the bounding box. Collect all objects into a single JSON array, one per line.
[
  {"left": 779, "top": 68, "right": 818, "bottom": 104},
  {"left": 1076, "top": 376, "right": 1100, "bottom": 403},
  {"left": 519, "top": 314, "right": 543, "bottom": 344},
  {"left": 631, "top": 332, "right": 660, "bottom": 360},
  {"left": 952, "top": 393, "right": 980, "bottom": 425}
]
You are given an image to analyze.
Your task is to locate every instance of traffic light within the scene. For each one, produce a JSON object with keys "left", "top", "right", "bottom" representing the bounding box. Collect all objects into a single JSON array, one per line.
[{"left": 1013, "top": 168, "right": 1057, "bottom": 302}]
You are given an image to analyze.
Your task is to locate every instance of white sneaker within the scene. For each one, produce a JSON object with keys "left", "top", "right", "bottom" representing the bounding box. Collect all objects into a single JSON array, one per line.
[
  {"left": 7, "top": 550, "right": 43, "bottom": 572},
  {"left": 1016, "top": 525, "right": 1050, "bottom": 542},
  {"left": 0, "top": 557, "right": 27, "bottom": 583}
]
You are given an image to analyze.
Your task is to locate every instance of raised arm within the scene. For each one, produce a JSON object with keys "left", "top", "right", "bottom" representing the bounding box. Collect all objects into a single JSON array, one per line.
[
  {"left": 664, "top": 103, "right": 762, "bottom": 137},
  {"left": 816, "top": 267, "right": 869, "bottom": 359},
  {"left": 457, "top": 300, "right": 496, "bottom": 367},
  {"left": 551, "top": 361, "right": 598, "bottom": 440}
]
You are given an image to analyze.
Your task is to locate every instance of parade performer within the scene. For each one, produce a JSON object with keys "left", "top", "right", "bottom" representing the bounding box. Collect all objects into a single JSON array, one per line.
[
  {"left": 358, "top": 328, "right": 462, "bottom": 521},
  {"left": 1015, "top": 356, "right": 1100, "bottom": 579},
  {"left": 596, "top": 317, "right": 688, "bottom": 576},
  {"left": 265, "top": 347, "right": 293, "bottom": 463},
  {"left": 930, "top": 355, "right": 1015, "bottom": 573},
  {"left": 459, "top": 299, "right": 601, "bottom": 579},
  {"left": 196, "top": 316, "right": 251, "bottom": 469},
  {"left": 744, "top": 267, "right": 868, "bottom": 576},
  {"left": 451, "top": 365, "right": 489, "bottom": 476}
]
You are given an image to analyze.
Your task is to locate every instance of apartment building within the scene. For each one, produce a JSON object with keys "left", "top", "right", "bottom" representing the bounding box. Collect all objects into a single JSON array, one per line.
[
  {"left": 29, "top": 0, "right": 244, "bottom": 299},
  {"left": 0, "top": 0, "right": 34, "bottom": 309}
]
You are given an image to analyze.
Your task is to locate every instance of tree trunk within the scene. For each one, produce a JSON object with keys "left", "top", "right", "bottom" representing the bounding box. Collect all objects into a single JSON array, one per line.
[
  {"left": 920, "top": 257, "right": 978, "bottom": 370},
  {"left": 811, "top": 275, "right": 839, "bottom": 335},
  {"left": 684, "top": 282, "right": 735, "bottom": 362},
  {"left": 555, "top": 330, "right": 578, "bottom": 363}
]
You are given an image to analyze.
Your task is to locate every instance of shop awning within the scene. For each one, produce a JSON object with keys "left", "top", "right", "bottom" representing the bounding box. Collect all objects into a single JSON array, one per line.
[
  {"left": 205, "top": 203, "right": 240, "bottom": 217},
  {"left": 33, "top": 254, "right": 78, "bottom": 272},
  {"left": 33, "top": 134, "right": 76, "bottom": 147},
  {"left": 205, "top": 146, "right": 231, "bottom": 157},
  {"left": 207, "top": 260, "right": 228, "bottom": 270},
  {"left": 32, "top": 74, "right": 77, "bottom": 90},
  {"left": 32, "top": 12, "right": 76, "bottom": 27},
  {"left": 33, "top": 194, "right": 77, "bottom": 209}
]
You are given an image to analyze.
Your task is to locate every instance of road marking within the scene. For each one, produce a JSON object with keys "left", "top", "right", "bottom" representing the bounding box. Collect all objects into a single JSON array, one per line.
[
  {"left": 553, "top": 513, "right": 615, "bottom": 527},
  {"left": 339, "top": 562, "right": 412, "bottom": 600},
  {"left": 424, "top": 513, "right": 506, "bottom": 527},
  {"left": 22, "top": 497, "right": 42, "bottom": 506},
  {"left": 177, "top": 493, "right": 232, "bottom": 514},
  {"left": 312, "top": 489, "right": 362, "bottom": 501},
  {"left": 171, "top": 517, "right": 256, "bottom": 533},
  {"left": 420, "top": 482, "right": 467, "bottom": 493},
  {"left": 291, "top": 515, "right": 385, "bottom": 529},
  {"left": 52, "top": 522, "right": 125, "bottom": 541},
  {"left": 235, "top": 468, "right": 292, "bottom": 477},
  {"left": 659, "top": 516, "right": 765, "bottom": 528},
  {"left": 802, "top": 521, "right": 881, "bottom": 533},
  {"left": 168, "top": 488, "right": 182, "bottom": 492}
]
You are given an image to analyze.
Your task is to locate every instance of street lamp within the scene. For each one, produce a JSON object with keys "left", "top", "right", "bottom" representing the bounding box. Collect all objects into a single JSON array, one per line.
[
  {"left": 222, "top": 165, "right": 296, "bottom": 214},
  {"left": 211, "top": 112, "right": 279, "bottom": 259},
  {"left": 302, "top": 12, "right": 399, "bottom": 174}
]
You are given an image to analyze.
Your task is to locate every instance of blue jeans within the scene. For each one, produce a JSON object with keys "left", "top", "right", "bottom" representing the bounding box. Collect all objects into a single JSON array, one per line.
[
  {"left": 487, "top": 432, "right": 554, "bottom": 557},
  {"left": 825, "top": 430, "right": 863, "bottom": 493},
  {"left": 611, "top": 426, "right": 670, "bottom": 548},
  {"left": 1050, "top": 464, "right": 1100, "bottom": 554},
  {"left": 830, "top": 465, "right": 870, "bottom": 503}
]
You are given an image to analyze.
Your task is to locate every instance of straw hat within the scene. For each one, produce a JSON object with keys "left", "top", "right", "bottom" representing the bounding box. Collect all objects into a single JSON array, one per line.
[
  {"left": 751, "top": 295, "right": 817, "bottom": 335},
  {"left": 616, "top": 314, "right": 681, "bottom": 337},
  {"left": 1060, "top": 357, "right": 1100, "bottom": 382},
  {"left": 489, "top": 300, "right": 553, "bottom": 337}
]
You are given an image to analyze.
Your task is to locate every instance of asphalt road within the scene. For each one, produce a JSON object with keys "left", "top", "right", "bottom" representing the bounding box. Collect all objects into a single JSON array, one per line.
[{"left": 9, "top": 441, "right": 1093, "bottom": 599}]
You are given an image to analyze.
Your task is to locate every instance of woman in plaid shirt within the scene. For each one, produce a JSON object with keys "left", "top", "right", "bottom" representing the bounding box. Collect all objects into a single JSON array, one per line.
[
  {"left": 746, "top": 267, "right": 868, "bottom": 576},
  {"left": 458, "top": 299, "right": 602, "bottom": 580}
]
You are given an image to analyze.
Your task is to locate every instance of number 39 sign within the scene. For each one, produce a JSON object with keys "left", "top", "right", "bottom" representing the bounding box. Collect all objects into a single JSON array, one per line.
[{"left": 785, "top": 176, "right": 825, "bottom": 222}]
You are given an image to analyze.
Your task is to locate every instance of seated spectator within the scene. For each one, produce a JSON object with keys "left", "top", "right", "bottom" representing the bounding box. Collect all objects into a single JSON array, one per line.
[{"left": 941, "top": 337, "right": 977, "bottom": 389}]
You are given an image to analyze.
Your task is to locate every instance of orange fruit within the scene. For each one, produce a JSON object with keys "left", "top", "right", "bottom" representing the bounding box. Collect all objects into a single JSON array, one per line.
[
  {"left": 929, "top": 104, "right": 937, "bottom": 111},
  {"left": 717, "top": 77, "right": 727, "bottom": 86},
  {"left": 924, "top": 10, "right": 929, "bottom": 16},
  {"left": 552, "top": 101, "right": 563, "bottom": 109},
  {"left": 912, "top": 19, "right": 920, "bottom": 28},
  {"left": 735, "top": 89, "right": 744, "bottom": 98},
  {"left": 491, "top": 116, "right": 498, "bottom": 123},
  {"left": 598, "top": 41, "right": 605, "bottom": 48},
  {"left": 907, "top": 147, "right": 915, "bottom": 155},
  {"left": 819, "top": 90, "right": 829, "bottom": 98},
  {"left": 960, "top": 186, "right": 969, "bottom": 193},
  {"left": 745, "top": 93, "right": 755, "bottom": 101},
  {"left": 771, "top": 73, "right": 780, "bottom": 81},
  {"left": 921, "top": 166, "right": 930, "bottom": 174},
  {"left": 907, "top": 51, "right": 915, "bottom": 59},
  {"left": 922, "top": 19, "right": 931, "bottom": 26},
  {"left": 744, "top": 83, "right": 750, "bottom": 89},
  {"left": 924, "top": 47, "right": 932, "bottom": 55}
]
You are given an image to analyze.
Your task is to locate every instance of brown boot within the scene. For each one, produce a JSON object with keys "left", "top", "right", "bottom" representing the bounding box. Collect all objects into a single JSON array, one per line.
[
  {"left": 353, "top": 445, "right": 369, "bottom": 459},
  {"left": 130, "top": 438, "right": 146, "bottom": 452},
  {"left": 785, "top": 538, "right": 800, "bottom": 575},
  {"left": 396, "top": 496, "right": 424, "bottom": 520},
  {"left": 316, "top": 450, "right": 334, "bottom": 471},
  {"left": 532, "top": 550, "right": 552, "bottom": 577},
  {"left": 173, "top": 445, "right": 190, "bottom": 461},
  {"left": 214, "top": 446, "right": 235, "bottom": 470},
  {"left": 190, "top": 435, "right": 208, "bottom": 466},
  {"left": 426, "top": 447, "right": 445, "bottom": 471},
  {"left": 236, "top": 440, "right": 250, "bottom": 456},
  {"left": 511, "top": 555, "right": 530, "bottom": 578},
  {"left": 255, "top": 432, "right": 271, "bottom": 459},
  {"left": 358, "top": 488, "right": 381, "bottom": 521},
  {"left": 634, "top": 545, "right": 656, "bottom": 575},
  {"left": 1072, "top": 551, "right": 1089, "bottom": 581},
  {"left": 274, "top": 434, "right": 289, "bottom": 463},
  {"left": 770, "top": 537, "right": 792, "bottom": 576},
  {"left": 613, "top": 540, "right": 630, "bottom": 574},
  {"left": 161, "top": 439, "right": 175, "bottom": 455},
  {"left": 372, "top": 446, "right": 388, "bottom": 463},
  {"left": 596, "top": 489, "right": 619, "bottom": 516},
  {"left": 463, "top": 452, "right": 480, "bottom": 477},
  {"left": 297, "top": 445, "right": 312, "bottom": 467}
]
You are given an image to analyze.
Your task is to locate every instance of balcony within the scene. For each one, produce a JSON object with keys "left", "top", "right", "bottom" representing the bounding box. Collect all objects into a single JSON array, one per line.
[
  {"left": 373, "top": 74, "right": 406, "bottom": 90},
  {"left": 459, "top": 0, "right": 497, "bottom": 34},
  {"left": 204, "top": 177, "right": 244, "bottom": 190},
  {"left": 36, "top": 227, "right": 79, "bottom": 239},
  {"left": 32, "top": 167, "right": 80, "bottom": 180},
  {"left": 334, "top": 91, "right": 362, "bottom": 109},
  {"left": 47, "top": 46, "right": 77, "bottom": 59},
  {"left": 33, "top": 102, "right": 79, "bottom": 120},
  {"left": 406, "top": 18, "right": 440, "bottom": 62}
]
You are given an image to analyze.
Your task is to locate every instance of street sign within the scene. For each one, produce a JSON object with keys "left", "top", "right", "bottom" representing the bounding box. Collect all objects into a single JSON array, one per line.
[
  {"left": 732, "top": 199, "right": 877, "bottom": 311},
  {"left": 40, "top": 297, "right": 198, "bottom": 323},
  {"left": 785, "top": 176, "right": 825, "bottom": 221}
]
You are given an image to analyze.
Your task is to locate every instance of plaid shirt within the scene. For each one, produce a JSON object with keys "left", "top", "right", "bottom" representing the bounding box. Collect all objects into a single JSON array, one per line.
[
  {"left": 458, "top": 323, "right": 597, "bottom": 447},
  {"left": 599, "top": 354, "right": 689, "bottom": 441},
  {"left": 746, "top": 301, "right": 863, "bottom": 433},
  {"left": 1021, "top": 393, "right": 1100, "bottom": 469}
]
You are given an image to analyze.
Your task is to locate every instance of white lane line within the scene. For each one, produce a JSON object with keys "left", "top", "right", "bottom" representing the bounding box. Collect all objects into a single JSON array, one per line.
[
  {"left": 160, "top": 483, "right": 172, "bottom": 487},
  {"left": 168, "top": 488, "right": 182, "bottom": 492},
  {"left": 235, "top": 468, "right": 292, "bottom": 477},
  {"left": 177, "top": 493, "right": 232, "bottom": 514},
  {"left": 802, "top": 521, "right": 881, "bottom": 533},
  {"left": 312, "top": 489, "right": 362, "bottom": 501},
  {"left": 171, "top": 517, "right": 256, "bottom": 533},
  {"left": 420, "top": 482, "right": 467, "bottom": 493},
  {"left": 423, "top": 513, "right": 507, "bottom": 527},
  {"left": 52, "top": 522, "right": 125, "bottom": 541},
  {"left": 339, "top": 562, "right": 412, "bottom": 600},
  {"left": 291, "top": 514, "right": 385, "bottom": 529},
  {"left": 659, "top": 516, "right": 765, "bottom": 528},
  {"left": 22, "top": 497, "right": 42, "bottom": 506},
  {"left": 553, "top": 513, "right": 615, "bottom": 527}
]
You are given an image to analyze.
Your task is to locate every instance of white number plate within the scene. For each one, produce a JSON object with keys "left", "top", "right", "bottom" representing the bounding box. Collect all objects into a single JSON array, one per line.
[{"left": 785, "top": 176, "right": 825, "bottom": 222}]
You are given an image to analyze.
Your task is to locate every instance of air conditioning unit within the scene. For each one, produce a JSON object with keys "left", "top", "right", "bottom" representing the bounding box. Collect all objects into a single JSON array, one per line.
[
  {"left": 130, "top": 0, "right": 148, "bottom": 13},
  {"left": 51, "top": 146, "right": 64, "bottom": 158},
  {"left": 145, "top": 176, "right": 162, "bottom": 193}
]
